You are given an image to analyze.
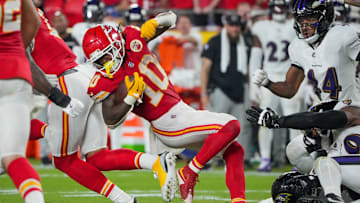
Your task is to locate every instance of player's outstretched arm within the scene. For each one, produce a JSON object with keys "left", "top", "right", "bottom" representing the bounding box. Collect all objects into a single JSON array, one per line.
[
  {"left": 27, "top": 51, "right": 84, "bottom": 117},
  {"left": 246, "top": 106, "right": 351, "bottom": 130},
  {"left": 140, "top": 11, "right": 177, "bottom": 42}
]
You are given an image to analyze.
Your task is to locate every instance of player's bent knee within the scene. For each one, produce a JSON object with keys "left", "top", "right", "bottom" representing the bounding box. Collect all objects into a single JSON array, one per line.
[
  {"left": 53, "top": 154, "right": 77, "bottom": 172},
  {"left": 286, "top": 135, "right": 314, "bottom": 173},
  {"left": 313, "top": 156, "right": 340, "bottom": 173},
  {"left": 224, "top": 120, "right": 241, "bottom": 140}
]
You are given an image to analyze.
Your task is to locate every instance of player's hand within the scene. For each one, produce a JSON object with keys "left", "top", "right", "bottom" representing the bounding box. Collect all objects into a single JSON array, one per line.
[
  {"left": 124, "top": 72, "right": 146, "bottom": 105},
  {"left": 140, "top": 19, "right": 158, "bottom": 40},
  {"left": 252, "top": 69, "right": 270, "bottom": 87},
  {"left": 246, "top": 106, "right": 280, "bottom": 128},
  {"left": 62, "top": 97, "right": 85, "bottom": 117}
]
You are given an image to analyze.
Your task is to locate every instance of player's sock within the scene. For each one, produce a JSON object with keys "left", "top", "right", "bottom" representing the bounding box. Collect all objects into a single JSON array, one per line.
[
  {"left": 87, "top": 148, "right": 146, "bottom": 170},
  {"left": 139, "top": 153, "right": 158, "bottom": 170},
  {"left": 223, "top": 142, "right": 246, "bottom": 202},
  {"left": 313, "top": 157, "right": 342, "bottom": 197},
  {"left": 190, "top": 120, "right": 240, "bottom": 173},
  {"left": 7, "top": 157, "right": 44, "bottom": 203},
  {"left": 101, "top": 180, "right": 133, "bottom": 202},
  {"left": 258, "top": 126, "right": 273, "bottom": 164},
  {"left": 54, "top": 153, "right": 112, "bottom": 193},
  {"left": 29, "top": 119, "right": 47, "bottom": 140}
]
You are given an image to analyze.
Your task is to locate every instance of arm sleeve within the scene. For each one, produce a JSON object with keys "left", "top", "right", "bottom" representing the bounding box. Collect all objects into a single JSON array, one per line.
[{"left": 277, "top": 110, "right": 348, "bottom": 130}]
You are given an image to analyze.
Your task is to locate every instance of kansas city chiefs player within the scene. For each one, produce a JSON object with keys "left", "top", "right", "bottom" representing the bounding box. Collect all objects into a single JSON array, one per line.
[{"left": 84, "top": 11, "right": 246, "bottom": 203}]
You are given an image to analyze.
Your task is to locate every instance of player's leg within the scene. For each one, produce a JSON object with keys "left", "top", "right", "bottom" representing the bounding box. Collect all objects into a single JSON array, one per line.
[
  {"left": 152, "top": 101, "right": 245, "bottom": 202},
  {"left": 83, "top": 103, "right": 177, "bottom": 202},
  {"left": 223, "top": 141, "right": 246, "bottom": 202},
  {"left": 46, "top": 72, "right": 135, "bottom": 203},
  {"left": 258, "top": 88, "right": 279, "bottom": 171},
  {"left": 0, "top": 79, "right": 44, "bottom": 203},
  {"left": 29, "top": 119, "right": 47, "bottom": 140},
  {"left": 286, "top": 134, "right": 314, "bottom": 173},
  {"left": 53, "top": 153, "right": 135, "bottom": 203},
  {"left": 313, "top": 157, "right": 343, "bottom": 202},
  {"left": 229, "top": 86, "right": 253, "bottom": 170}
]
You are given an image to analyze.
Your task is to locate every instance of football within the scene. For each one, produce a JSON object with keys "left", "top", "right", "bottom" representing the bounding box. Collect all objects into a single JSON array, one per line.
[{"left": 113, "top": 74, "right": 134, "bottom": 104}]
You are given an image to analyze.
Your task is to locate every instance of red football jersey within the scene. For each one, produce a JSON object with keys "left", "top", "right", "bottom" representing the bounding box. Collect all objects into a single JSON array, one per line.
[
  {"left": 31, "top": 9, "right": 78, "bottom": 76},
  {"left": 88, "top": 26, "right": 181, "bottom": 121},
  {"left": 0, "top": 0, "right": 32, "bottom": 84}
]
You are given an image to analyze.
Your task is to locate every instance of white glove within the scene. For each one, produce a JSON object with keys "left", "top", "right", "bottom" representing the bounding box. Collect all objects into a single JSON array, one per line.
[
  {"left": 61, "top": 98, "right": 85, "bottom": 117},
  {"left": 252, "top": 69, "right": 270, "bottom": 87}
]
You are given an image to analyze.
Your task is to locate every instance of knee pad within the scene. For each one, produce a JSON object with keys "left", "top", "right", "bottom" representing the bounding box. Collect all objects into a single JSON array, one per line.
[{"left": 286, "top": 134, "right": 314, "bottom": 173}]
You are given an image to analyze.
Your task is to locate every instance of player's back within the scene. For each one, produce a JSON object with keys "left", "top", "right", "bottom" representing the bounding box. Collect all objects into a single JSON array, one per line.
[
  {"left": 31, "top": 9, "right": 77, "bottom": 76},
  {"left": 252, "top": 19, "right": 295, "bottom": 77},
  {"left": 289, "top": 24, "right": 360, "bottom": 102}
]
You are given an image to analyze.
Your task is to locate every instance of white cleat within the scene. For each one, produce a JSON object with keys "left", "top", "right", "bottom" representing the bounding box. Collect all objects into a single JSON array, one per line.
[{"left": 152, "top": 152, "right": 178, "bottom": 202}]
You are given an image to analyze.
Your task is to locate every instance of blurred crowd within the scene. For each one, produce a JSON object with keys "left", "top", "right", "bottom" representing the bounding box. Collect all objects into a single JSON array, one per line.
[{"left": 30, "top": 0, "right": 360, "bottom": 172}]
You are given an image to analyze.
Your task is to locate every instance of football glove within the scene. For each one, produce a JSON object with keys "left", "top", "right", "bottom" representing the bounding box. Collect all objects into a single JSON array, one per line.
[
  {"left": 246, "top": 106, "right": 280, "bottom": 128},
  {"left": 124, "top": 72, "right": 146, "bottom": 105},
  {"left": 140, "top": 19, "right": 158, "bottom": 40},
  {"left": 62, "top": 97, "right": 85, "bottom": 117},
  {"left": 252, "top": 69, "right": 270, "bottom": 87}
]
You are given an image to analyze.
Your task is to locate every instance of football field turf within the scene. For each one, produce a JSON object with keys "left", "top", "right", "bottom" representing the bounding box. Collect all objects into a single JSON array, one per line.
[{"left": 0, "top": 159, "right": 289, "bottom": 203}]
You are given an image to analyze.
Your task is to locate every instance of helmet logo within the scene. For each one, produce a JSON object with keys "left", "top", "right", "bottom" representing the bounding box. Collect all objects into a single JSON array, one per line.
[
  {"left": 130, "top": 39, "right": 143, "bottom": 52},
  {"left": 312, "top": 0, "right": 327, "bottom": 8},
  {"left": 275, "top": 193, "right": 292, "bottom": 203}
]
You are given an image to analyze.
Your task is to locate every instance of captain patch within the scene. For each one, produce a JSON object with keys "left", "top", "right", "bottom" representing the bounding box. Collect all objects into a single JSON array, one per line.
[{"left": 130, "top": 39, "right": 143, "bottom": 52}]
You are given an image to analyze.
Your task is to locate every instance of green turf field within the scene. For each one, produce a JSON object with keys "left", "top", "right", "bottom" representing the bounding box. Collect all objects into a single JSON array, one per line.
[{"left": 0, "top": 159, "right": 290, "bottom": 203}]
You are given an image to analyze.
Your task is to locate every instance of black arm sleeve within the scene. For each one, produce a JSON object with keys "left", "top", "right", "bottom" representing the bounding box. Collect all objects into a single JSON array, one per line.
[{"left": 277, "top": 110, "right": 348, "bottom": 130}]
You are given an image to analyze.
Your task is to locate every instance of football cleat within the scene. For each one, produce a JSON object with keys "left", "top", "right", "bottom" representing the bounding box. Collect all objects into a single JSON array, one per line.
[
  {"left": 177, "top": 165, "right": 198, "bottom": 203},
  {"left": 152, "top": 152, "right": 177, "bottom": 202},
  {"left": 257, "top": 158, "right": 272, "bottom": 172},
  {"left": 325, "top": 193, "right": 344, "bottom": 203}
]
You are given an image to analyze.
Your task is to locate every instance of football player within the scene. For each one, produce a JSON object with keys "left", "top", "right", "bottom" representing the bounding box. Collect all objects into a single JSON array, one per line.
[
  {"left": 125, "top": 4, "right": 147, "bottom": 27},
  {"left": 249, "top": 0, "right": 303, "bottom": 172},
  {"left": 0, "top": 0, "right": 44, "bottom": 202},
  {"left": 247, "top": 99, "right": 360, "bottom": 202},
  {"left": 253, "top": 0, "right": 360, "bottom": 103},
  {"left": 71, "top": 0, "right": 118, "bottom": 63},
  {"left": 83, "top": 11, "right": 246, "bottom": 203},
  {"left": 28, "top": 8, "right": 178, "bottom": 203}
]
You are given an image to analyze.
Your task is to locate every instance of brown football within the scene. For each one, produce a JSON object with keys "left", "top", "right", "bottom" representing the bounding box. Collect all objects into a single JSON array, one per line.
[{"left": 112, "top": 74, "right": 134, "bottom": 104}]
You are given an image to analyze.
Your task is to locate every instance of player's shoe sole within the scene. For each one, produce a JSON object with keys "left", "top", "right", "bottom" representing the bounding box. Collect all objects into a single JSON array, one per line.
[{"left": 153, "top": 152, "right": 177, "bottom": 202}]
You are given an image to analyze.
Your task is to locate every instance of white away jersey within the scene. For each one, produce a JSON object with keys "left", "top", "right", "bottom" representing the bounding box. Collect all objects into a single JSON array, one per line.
[
  {"left": 289, "top": 24, "right": 360, "bottom": 102},
  {"left": 251, "top": 19, "right": 296, "bottom": 76}
]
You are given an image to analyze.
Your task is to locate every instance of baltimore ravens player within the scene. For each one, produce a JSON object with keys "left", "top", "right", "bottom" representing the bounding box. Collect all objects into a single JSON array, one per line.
[
  {"left": 83, "top": 11, "right": 246, "bottom": 203},
  {"left": 249, "top": 0, "right": 303, "bottom": 171},
  {"left": 253, "top": 0, "right": 360, "bottom": 105},
  {"left": 247, "top": 99, "right": 360, "bottom": 202}
]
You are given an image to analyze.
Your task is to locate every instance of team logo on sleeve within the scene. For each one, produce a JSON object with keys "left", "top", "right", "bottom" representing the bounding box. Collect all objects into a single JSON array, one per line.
[{"left": 130, "top": 39, "right": 143, "bottom": 52}]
